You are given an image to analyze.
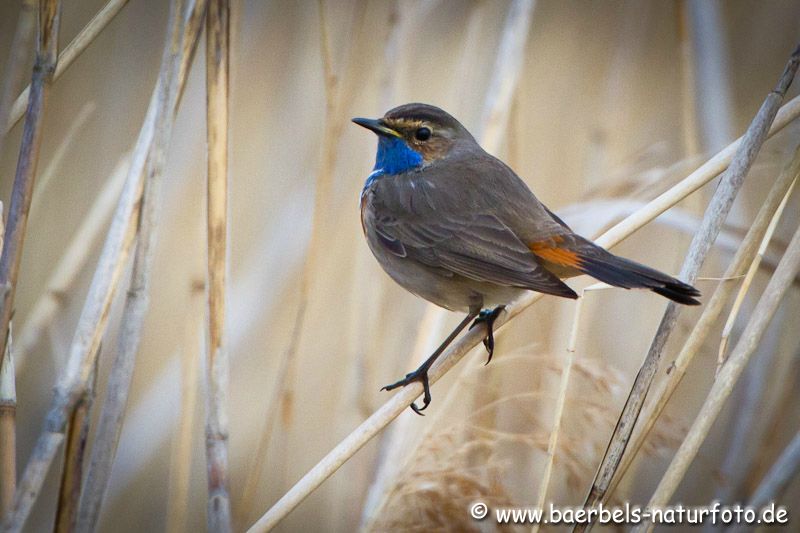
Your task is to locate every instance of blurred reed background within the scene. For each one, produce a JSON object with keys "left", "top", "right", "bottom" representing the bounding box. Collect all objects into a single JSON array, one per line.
[{"left": 0, "top": 1, "right": 799, "bottom": 532}]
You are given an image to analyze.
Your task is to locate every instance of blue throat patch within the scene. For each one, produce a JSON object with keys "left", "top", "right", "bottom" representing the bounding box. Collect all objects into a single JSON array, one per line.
[{"left": 364, "top": 136, "right": 423, "bottom": 189}]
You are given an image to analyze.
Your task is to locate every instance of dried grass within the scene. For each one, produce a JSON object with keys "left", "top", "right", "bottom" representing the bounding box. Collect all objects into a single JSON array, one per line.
[{"left": 366, "top": 347, "right": 682, "bottom": 532}]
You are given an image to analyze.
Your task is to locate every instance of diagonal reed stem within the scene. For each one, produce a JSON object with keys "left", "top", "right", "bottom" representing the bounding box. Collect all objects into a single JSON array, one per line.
[
  {"left": 5, "top": 0, "right": 131, "bottom": 133},
  {"left": 577, "top": 45, "right": 800, "bottom": 530},
  {"left": 728, "top": 428, "right": 800, "bottom": 533},
  {"left": 54, "top": 360, "right": 97, "bottom": 533},
  {"left": 0, "top": 1, "right": 61, "bottom": 522},
  {"left": 75, "top": 1, "right": 208, "bottom": 531},
  {"left": 245, "top": 87, "right": 800, "bottom": 533},
  {"left": 605, "top": 140, "right": 800, "bottom": 500},
  {"left": 0, "top": 0, "right": 61, "bottom": 377},
  {"left": 0, "top": 208, "right": 13, "bottom": 518},
  {"left": 1, "top": 1, "right": 207, "bottom": 530},
  {"left": 634, "top": 220, "right": 800, "bottom": 533}
]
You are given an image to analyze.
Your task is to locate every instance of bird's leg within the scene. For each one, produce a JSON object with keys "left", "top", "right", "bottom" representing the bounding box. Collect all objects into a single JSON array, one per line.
[
  {"left": 469, "top": 306, "right": 506, "bottom": 365},
  {"left": 382, "top": 311, "right": 478, "bottom": 414}
]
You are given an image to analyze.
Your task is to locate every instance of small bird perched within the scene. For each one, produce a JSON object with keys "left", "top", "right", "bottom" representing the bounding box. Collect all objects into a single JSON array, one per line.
[{"left": 354, "top": 103, "right": 700, "bottom": 413}]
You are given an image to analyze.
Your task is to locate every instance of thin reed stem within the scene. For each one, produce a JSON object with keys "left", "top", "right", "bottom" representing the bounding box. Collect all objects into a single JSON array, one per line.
[
  {"left": 2, "top": 1, "right": 206, "bottom": 530},
  {"left": 0, "top": 205, "right": 13, "bottom": 518},
  {"left": 0, "top": 0, "right": 36, "bottom": 157},
  {"left": 578, "top": 45, "right": 800, "bottom": 527},
  {"left": 204, "top": 0, "right": 232, "bottom": 530},
  {"left": 75, "top": 1, "right": 208, "bottom": 531},
  {"left": 605, "top": 140, "right": 800, "bottom": 500},
  {"left": 0, "top": 331, "right": 13, "bottom": 519},
  {"left": 634, "top": 222, "right": 800, "bottom": 533},
  {"left": 0, "top": 2, "right": 61, "bottom": 521},
  {"left": 716, "top": 178, "right": 795, "bottom": 370},
  {"left": 5, "top": 0, "right": 131, "bottom": 133},
  {"left": 54, "top": 361, "right": 97, "bottom": 533},
  {"left": 728, "top": 429, "right": 800, "bottom": 533},
  {"left": 0, "top": 0, "right": 61, "bottom": 378}
]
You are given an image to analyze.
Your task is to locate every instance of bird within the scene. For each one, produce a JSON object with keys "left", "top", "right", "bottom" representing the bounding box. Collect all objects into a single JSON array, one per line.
[{"left": 353, "top": 103, "right": 700, "bottom": 414}]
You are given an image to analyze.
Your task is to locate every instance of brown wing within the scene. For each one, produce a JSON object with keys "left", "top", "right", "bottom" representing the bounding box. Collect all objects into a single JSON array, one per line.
[{"left": 370, "top": 174, "right": 577, "bottom": 299}]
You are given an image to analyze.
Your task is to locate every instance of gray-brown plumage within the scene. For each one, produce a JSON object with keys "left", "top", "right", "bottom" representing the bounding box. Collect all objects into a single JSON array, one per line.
[{"left": 354, "top": 103, "right": 700, "bottom": 412}]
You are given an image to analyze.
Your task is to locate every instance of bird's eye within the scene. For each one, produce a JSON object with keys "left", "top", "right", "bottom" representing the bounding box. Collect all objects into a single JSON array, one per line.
[{"left": 414, "top": 127, "right": 432, "bottom": 141}]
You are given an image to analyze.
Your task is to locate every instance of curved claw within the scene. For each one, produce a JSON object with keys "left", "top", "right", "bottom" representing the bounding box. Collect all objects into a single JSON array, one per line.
[
  {"left": 469, "top": 306, "right": 505, "bottom": 365},
  {"left": 381, "top": 369, "right": 432, "bottom": 416}
]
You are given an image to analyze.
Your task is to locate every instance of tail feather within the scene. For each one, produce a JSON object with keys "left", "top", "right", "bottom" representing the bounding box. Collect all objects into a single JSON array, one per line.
[{"left": 576, "top": 249, "right": 701, "bottom": 306}]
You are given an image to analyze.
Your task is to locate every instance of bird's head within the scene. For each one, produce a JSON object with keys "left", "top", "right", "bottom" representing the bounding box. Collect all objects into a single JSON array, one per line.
[{"left": 353, "top": 103, "right": 475, "bottom": 175}]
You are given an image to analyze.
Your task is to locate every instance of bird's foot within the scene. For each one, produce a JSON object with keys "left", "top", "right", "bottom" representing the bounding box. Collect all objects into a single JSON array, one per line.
[
  {"left": 469, "top": 306, "right": 505, "bottom": 365},
  {"left": 381, "top": 367, "right": 432, "bottom": 415}
]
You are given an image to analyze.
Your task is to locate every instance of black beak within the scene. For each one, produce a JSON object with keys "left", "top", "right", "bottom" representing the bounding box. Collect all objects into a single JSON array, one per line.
[{"left": 352, "top": 117, "right": 401, "bottom": 138}]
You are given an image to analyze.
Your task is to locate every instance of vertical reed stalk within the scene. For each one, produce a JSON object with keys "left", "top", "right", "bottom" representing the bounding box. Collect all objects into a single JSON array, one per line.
[
  {"left": 204, "top": 0, "right": 232, "bottom": 530},
  {"left": 578, "top": 45, "right": 800, "bottom": 527},
  {"left": 0, "top": 207, "right": 13, "bottom": 518},
  {"left": 0, "top": 0, "right": 61, "bottom": 374},
  {"left": 76, "top": 1, "right": 208, "bottom": 531}
]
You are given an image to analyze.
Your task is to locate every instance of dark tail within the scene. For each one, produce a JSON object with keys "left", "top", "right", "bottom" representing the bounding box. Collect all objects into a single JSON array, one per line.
[{"left": 577, "top": 248, "right": 701, "bottom": 306}]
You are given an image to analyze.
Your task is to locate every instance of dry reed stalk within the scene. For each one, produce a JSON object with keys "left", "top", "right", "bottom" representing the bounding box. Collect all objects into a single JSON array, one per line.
[
  {"left": 203, "top": 0, "right": 232, "bottom": 530},
  {"left": 0, "top": 207, "right": 12, "bottom": 517},
  {"left": 579, "top": 45, "right": 800, "bottom": 525},
  {"left": 54, "top": 361, "right": 96, "bottom": 533},
  {"left": 716, "top": 179, "right": 796, "bottom": 370},
  {"left": 0, "top": 2, "right": 60, "bottom": 519},
  {"left": 605, "top": 141, "right": 800, "bottom": 500},
  {"left": 5, "top": 0, "right": 131, "bottom": 132},
  {"left": 238, "top": 0, "right": 368, "bottom": 515},
  {"left": 166, "top": 280, "right": 204, "bottom": 533},
  {"left": 634, "top": 222, "right": 800, "bottom": 533},
  {"left": 729, "top": 429, "right": 800, "bottom": 533},
  {"left": 532, "top": 283, "right": 611, "bottom": 533},
  {"left": 0, "top": 329, "right": 13, "bottom": 519},
  {"left": 0, "top": 0, "right": 36, "bottom": 157},
  {"left": 246, "top": 89, "right": 800, "bottom": 533},
  {"left": 15, "top": 154, "right": 130, "bottom": 367},
  {"left": 75, "top": 1, "right": 208, "bottom": 531},
  {"left": 0, "top": 0, "right": 61, "bottom": 374},
  {"left": 1, "top": 1, "right": 206, "bottom": 530}
]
